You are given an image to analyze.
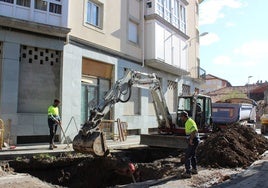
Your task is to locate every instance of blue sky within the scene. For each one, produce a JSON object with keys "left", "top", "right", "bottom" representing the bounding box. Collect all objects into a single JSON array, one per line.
[{"left": 199, "top": 0, "right": 268, "bottom": 86}]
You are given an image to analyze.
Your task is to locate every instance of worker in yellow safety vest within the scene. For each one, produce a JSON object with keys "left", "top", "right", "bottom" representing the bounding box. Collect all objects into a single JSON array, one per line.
[
  {"left": 180, "top": 111, "right": 200, "bottom": 178},
  {"left": 48, "top": 99, "right": 61, "bottom": 150}
]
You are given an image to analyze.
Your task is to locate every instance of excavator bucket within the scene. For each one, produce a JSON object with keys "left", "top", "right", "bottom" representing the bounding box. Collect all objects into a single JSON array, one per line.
[{"left": 72, "top": 130, "right": 109, "bottom": 157}]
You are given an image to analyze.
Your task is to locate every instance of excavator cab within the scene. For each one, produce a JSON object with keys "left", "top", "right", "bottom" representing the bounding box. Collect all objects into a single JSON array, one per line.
[
  {"left": 140, "top": 94, "right": 213, "bottom": 148},
  {"left": 177, "top": 94, "right": 213, "bottom": 134}
]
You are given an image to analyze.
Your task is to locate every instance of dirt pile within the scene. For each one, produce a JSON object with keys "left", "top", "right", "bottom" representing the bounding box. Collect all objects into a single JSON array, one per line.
[{"left": 197, "top": 125, "right": 268, "bottom": 168}]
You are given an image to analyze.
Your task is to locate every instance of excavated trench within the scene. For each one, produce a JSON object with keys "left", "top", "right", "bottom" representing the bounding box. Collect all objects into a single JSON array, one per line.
[
  {"left": 6, "top": 125, "right": 268, "bottom": 188},
  {"left": 8, "top": 148, "right": 184, "bottom": 188}
]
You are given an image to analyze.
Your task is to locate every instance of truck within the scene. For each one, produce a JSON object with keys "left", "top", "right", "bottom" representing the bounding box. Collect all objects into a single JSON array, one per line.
[
  {"left": 212, "top": 98, "right": 257, "bottom": 130},
  {"left": 72, "top": 70, "right": 213, "bottom": 156}
]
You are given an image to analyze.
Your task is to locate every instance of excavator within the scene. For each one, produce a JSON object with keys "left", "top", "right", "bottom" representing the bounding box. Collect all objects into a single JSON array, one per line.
[{"left": 73, "top": 70, "right": 213, "bottom": 156}]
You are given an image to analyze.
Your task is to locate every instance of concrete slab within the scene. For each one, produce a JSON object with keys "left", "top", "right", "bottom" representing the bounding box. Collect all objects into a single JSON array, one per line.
[{"left": 0, "top": 136, "right": 141, "bottom": 160}]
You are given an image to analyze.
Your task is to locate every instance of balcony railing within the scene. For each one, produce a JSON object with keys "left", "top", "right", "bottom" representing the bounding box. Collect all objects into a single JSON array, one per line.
[{"left": 199, "top": 66, "right": 206, "bottom": 80}]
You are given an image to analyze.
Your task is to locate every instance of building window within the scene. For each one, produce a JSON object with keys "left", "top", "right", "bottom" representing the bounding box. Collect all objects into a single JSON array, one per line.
[
  {"left": 0, "top": 0, "right": 14, "bottom": 3},
  {"left": 172, "top": 0, "right": 179, "bottom": 28},
  {"left": 156, "top": 0, "right": 186, "bottom": 33},
  {"left": 179, "top": 4, "right": 186, "bottom": 33},
  {"left": 35, "top": 0, "right": 47, "bottom": 11},
  {"left": 167, "top": 80, "right": 178, "bottom": 112},
  {"left": 182, "top": 84, "right": 190, "bottom": 95},
  {"left": 156, "top": 0, "right": 164, "bottom": 17},
  {"left": 81, "top": 77, "right": 110, "bottom": 124},
  {"left": 128, "top": 20, "right": 138, "bottom": 44},
  {"left": 49, "top": 3, "right": 62, "bottom": 14},
  {"left": 164, "top": 0, "right": 171, "bottom": 22},
  {"left": 86, "top": 1, "right": 102, "bottom": 28},
  {"left": 16, "top": 0, "right": 30, "bottom": 7}
]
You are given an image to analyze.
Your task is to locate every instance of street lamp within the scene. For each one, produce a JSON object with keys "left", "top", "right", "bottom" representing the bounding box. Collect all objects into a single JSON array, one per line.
[
  {"left": 183, "top": 32, "right": 208, "bottom": 50},
  {"left": 199, "top": 32, "right": 209, "bottom": 37},
  {"left": 247, "top": 76, "right": 253, "bottom": 98}
]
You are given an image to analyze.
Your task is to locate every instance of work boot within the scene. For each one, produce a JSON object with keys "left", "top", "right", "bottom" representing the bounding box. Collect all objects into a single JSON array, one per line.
[
  {"left": 49, "top": 144, "right": 53, "bottom": 150},
  {"left": 53, "top": 144, "right": 57, "bottom": 148},
  {"left": 181, "top": 172, "right": 191, "bottom": 178},
  {"left": 191, "top": 169, "right": 198, "bottom": 174}
]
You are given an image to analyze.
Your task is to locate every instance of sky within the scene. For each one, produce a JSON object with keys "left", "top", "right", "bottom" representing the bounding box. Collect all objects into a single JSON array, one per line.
[{"left": 199, "top": 0, "right": 268, "bottom": 86}]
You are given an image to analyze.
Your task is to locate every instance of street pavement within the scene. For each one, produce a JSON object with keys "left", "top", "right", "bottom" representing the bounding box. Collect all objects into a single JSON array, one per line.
[
  {"left": 0, "top": 135, "right": 142, "bottom": 160},
  {"left": 212, "top": 150, "right": 268, "bottom": 188}
]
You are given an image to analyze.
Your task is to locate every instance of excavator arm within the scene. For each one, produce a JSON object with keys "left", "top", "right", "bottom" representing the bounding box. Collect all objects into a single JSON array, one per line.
[{"left": 73, "top": 70, "right": 173, "bottom": 156}]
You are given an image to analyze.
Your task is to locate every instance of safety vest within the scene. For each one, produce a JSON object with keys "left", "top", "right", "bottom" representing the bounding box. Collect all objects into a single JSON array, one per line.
[
  {"left": 48, "top": 105, "right": 59, "bottom": 117},
  {"left": 185, "top": 118, "right": 198, "bottom": 135}
]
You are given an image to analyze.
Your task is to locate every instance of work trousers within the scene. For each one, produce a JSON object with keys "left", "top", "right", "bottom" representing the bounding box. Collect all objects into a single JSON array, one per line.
[
  {"left": 185, "top": 137, "right": 199, "bottom": 174},
  {"left": 48, "top": 118, "right": 58, "bottom": 145}
]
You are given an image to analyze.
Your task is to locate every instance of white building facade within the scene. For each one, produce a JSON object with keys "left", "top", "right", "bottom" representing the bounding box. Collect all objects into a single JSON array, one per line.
[
  {"left": 0, "top": 0, "right": 204, "bottom": 144},
  {"left": 0, "top": 0, "right": 70, "bottom": 144}
]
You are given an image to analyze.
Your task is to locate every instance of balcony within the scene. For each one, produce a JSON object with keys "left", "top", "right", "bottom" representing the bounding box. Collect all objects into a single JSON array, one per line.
[
  {"left": 144, "top": 18, "right": 189, "bottom": 76},
  {"left": 190, "top": 66, "right": 206, "bottom": 82},
  {"left": 145, "top": 0, "right": 188, "bottom": 34},
  {"left": 199, "top": 67, "right": 206, "bottom": 80},
  {"left": 145, "top": 59, "right": 189, "bottom": 76},
  {"left": 0, "top": 0, "right": 67, "bottom": 28},
  {"left": 0, "top": 15, "right": 70, "bottom": 38}
]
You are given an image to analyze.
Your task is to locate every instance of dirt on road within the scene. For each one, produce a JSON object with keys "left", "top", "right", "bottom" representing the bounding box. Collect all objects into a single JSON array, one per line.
[{"left": 1, "top": 125, "right": 268, "bottom": 188}]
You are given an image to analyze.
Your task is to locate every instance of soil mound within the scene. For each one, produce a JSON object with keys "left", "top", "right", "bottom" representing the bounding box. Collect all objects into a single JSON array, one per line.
[{"left": 197, "top": 125, "right": 268, "bottom": 168}]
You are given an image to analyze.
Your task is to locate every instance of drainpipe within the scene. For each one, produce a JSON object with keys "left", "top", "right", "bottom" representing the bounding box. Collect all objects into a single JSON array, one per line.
[{"left": 141, "top": 0, "right": 145, "bottom": 67}]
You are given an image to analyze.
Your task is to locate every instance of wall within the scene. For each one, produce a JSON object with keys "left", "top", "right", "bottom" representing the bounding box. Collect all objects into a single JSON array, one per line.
[
  {"left": 68, "top": 0, "right": 142, "bottom": 62},
  {"left": 0, "top": 29, "right": 65, "bottom": 144},
  {"left": 187, "top": 0, "right": 200, "bottom": 78},
  {"left": 61, "top": 43, "right": 119, "bottom": 140}
]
